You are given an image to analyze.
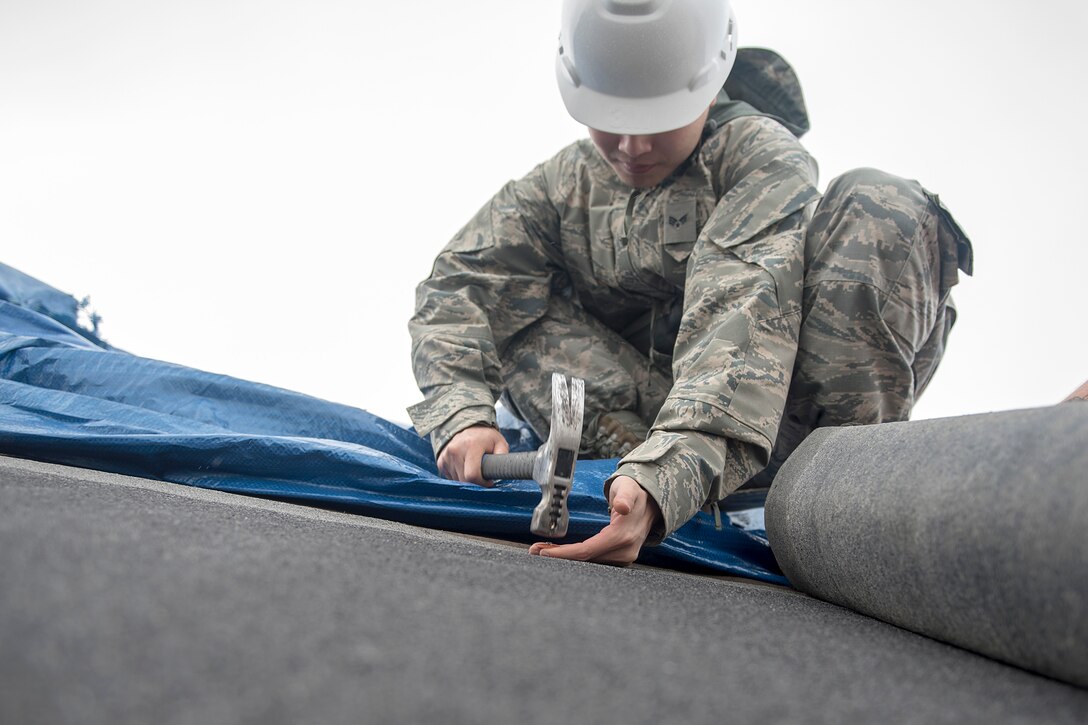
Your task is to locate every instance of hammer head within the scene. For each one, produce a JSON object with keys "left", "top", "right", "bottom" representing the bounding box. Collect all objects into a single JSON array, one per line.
[{"left": 530, "top": 373, "right": 585, "bottom": 538}]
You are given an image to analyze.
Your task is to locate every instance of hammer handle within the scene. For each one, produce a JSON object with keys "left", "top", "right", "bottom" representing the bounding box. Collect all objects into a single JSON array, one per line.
[{"left": 480, "top": 451, "right": 537, "bottom": 482}]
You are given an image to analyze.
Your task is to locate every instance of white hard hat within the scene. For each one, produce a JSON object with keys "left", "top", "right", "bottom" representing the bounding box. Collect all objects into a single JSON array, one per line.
[{"left": 556, "top": 0, "right": 738, "bottom": 135}]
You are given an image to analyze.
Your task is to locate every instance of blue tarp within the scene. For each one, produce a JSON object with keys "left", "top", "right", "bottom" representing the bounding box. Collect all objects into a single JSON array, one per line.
[{"left": 0, "top": 262, "right": 785, "bottom": 584}]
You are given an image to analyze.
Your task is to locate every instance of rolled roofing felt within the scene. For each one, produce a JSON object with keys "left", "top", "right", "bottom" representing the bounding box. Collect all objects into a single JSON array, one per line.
[{"left": 766, "top": 404, "right": 1088, "bottom": 689}]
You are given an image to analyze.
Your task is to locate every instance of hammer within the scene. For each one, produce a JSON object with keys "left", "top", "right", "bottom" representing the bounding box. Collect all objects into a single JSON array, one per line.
[{"left": 481, "top": 373, "right": 585, "bottom": 538}]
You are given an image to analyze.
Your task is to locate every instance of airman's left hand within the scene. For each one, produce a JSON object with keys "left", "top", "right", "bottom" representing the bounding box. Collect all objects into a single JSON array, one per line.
[{"left": 528, "top": 475, "right": 660, "bottom": 565}]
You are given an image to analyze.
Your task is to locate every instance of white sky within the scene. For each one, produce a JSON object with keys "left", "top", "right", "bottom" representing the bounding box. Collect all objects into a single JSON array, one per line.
[{"left": 2, "top": 0, "right": 1086, "bottom": 424}]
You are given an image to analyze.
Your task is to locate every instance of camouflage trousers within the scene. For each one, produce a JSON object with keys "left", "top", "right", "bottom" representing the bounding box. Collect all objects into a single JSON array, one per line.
[{"left": 499, "top": 168, "right": 973, "bottom": 487}]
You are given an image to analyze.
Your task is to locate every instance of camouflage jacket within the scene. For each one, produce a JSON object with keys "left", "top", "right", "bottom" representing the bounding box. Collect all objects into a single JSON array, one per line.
[{"left": 408, "top": 112, "right": 821, "bottom": 542}]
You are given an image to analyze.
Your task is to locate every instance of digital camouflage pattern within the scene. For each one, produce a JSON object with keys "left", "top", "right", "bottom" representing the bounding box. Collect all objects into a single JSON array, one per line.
[
  {"left": 722, "top": 48, "right": 811, "bottom": 138},
  {"left": 409, "top": 109, "right": 972, "bottom": 543}
]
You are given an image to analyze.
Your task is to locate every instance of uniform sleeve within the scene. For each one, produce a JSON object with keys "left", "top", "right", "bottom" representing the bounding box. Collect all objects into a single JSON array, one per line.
[
  {"left": 611, "top": 118, "right": 821, "bottom": 542},
  {"left": 407, "top": 157, "right": 566, "bottom": 456}
]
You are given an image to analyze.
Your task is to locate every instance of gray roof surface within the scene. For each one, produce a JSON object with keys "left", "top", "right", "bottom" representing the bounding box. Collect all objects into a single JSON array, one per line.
[{"left": 3, "top": 455, "right": 1087, "bottom": 725}]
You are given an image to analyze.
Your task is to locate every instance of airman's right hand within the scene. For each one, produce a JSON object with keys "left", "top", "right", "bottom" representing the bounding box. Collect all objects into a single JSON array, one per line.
[{"left": 437, "top": 424, "right": 509, "bottom": 487}]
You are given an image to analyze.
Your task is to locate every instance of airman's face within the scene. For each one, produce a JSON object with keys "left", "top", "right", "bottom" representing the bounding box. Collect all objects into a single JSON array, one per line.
[{"left": 588, "top": 106, "right": 711, "bottom": 188}]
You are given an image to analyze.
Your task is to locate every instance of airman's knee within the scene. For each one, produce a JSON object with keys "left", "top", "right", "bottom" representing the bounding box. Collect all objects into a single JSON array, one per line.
[{"left": 823, "top": 167, "right": 927, "bottom": 213}]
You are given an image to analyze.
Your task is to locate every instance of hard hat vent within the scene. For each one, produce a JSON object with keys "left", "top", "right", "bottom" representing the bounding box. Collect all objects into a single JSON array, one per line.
[
  {"left": 721, "top": 16, "right": 736, "bottom": 58},
  {"left": 560, "top": 52, "right": 582, "bottom": 88},
  {"left": 603, "top": 0, "right": 663, "bottom": 16}
]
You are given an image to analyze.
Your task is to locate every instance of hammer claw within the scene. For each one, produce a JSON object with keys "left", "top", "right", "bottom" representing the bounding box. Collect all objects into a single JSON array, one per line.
[
  {"left": 529, "top": 373, "right": 585, "bottom": 538},
  {"left": 480, "top": 373, "right": 585, "bottom": 539}
]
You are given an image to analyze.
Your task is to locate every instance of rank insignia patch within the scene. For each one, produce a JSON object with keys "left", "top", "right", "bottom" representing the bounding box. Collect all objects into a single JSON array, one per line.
[{"left": 664, "top": 199, "right": 697, "bottom": 244}]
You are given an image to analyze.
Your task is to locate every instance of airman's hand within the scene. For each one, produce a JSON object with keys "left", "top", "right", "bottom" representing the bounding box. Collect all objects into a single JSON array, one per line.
[
  {"left": 437, "top": 424, "right": 509, "bottom": 487},
  {"left": 529, "top": 475, "right": 660, "bottom": 565}
]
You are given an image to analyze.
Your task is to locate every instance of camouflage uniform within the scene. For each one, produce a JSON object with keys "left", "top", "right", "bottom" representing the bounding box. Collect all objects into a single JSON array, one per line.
[{"left": 408, "top": 103, "right": 973, "bottom": 544}]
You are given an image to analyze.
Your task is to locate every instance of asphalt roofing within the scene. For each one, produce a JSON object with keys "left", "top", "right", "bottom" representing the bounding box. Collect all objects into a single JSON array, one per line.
[{"left": 3, "top": 455, "right": 1087, "bottom": 725}]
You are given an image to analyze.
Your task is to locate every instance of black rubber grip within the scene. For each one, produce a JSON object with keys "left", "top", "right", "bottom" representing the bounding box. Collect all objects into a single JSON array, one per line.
[{"left": 480, "top": 451, "right": 536, "bottom": 481}]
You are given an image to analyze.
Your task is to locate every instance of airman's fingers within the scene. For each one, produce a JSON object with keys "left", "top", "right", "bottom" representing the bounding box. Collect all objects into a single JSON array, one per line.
[
  {"left": 533, "top": 524, "right": 638, "bottom": 564},
  {"left": 467, "top": 430, "right": 509, "bottom": 487},
  {"left": 461, "top": 447, "right": 481, "bottom": 485},
  {"left": 437, "top": 453, "right": 458, "bottom": 482},
  {"left": 540, "top": 540, "right": 639, "bottom": 565},
  {"left": 464, "top": 452, "right": 492, "bottom": 488},
  {"left": 437, "top": 425, "right": 510, "bottom": 486}
]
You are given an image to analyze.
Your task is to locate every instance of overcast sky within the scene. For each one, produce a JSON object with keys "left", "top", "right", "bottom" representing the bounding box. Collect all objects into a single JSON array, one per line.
[{"left": 2, "top": 0, "right": 1085, "bottom": 424}]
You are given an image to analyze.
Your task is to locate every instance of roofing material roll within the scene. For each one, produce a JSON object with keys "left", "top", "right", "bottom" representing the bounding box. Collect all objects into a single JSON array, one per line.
[{"left": 766, "top": 404, "right": 1088, "bottom": 688}]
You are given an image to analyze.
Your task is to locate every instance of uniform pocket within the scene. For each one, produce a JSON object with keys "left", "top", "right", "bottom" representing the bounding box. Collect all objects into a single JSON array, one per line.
[
  {"left": 663, "top": 239, "right": 695, "bottom": 265},
  {"left": 923, "top": 189, "right": 974, "bottom": 289}
]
